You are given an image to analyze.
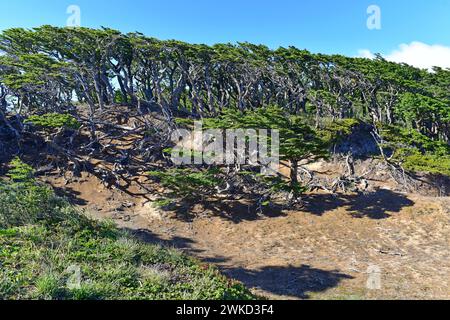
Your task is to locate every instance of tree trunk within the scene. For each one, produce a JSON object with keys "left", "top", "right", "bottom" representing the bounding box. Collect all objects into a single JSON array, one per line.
[{"left": 290, "top": 161, "right": 299, "bottom": 185}]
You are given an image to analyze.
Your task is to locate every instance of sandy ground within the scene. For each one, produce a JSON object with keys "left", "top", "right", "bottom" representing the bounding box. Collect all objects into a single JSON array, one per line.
[{"left": 44, "top": 171, "right": 450, "bottom": 300}]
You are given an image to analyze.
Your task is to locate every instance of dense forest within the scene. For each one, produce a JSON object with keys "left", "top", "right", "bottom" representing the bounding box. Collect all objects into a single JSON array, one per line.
[{"left": 0, "top": 26, "right": 449, "bottom": 137}]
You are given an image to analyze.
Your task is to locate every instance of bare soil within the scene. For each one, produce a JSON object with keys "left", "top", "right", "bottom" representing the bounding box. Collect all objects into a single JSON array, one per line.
[{"left": 44, "top": 171, "right": 450, "bottom": 300}]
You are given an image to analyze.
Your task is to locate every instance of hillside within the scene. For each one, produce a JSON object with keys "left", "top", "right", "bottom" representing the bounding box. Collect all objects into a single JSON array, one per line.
[
  {"left": 0, "top": 26, "right": 449, "bottom": 300},
  {"left": 0, "top": 163, "right": 253, "bottom": 300},
  {"left": 42, "top": 154, "right": 449, "bottom": 300}
]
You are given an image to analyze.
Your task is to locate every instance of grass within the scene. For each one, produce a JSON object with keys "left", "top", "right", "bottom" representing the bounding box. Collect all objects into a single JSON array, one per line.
[
  {"left": 0, "top": 225, "right": 253, "bottom": 300},
  {"left": 0, "top": 165, "right": 255, "bottom": 300}
]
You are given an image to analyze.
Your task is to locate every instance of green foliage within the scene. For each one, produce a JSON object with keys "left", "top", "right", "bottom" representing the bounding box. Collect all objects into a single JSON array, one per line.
[
  {"left": 0, "top": 176, "right": 254, "bottom": 300},
  {"left": 204, "top": 106, "right": 330, "bottom": 164},
  {"left": 318, "top": 118, "right": 361, "bottom": 145},
  {"left": 378, "top": 125, "right": 450, "bottom": 176},
  {"left": 396, "top": 93, "right": 448, "bottom": 132},
  {"left": 113, "top": 90, "right": 127, "bottom": 104},
  {"left": 148, "top": 168, "right": 223, "bottom": 201},
  {"left": 35, "top": 274, "right": 64, "bottom": 300},
  {"left": 152, "top": 198, "right": 174, "bottom": 209},
  {"left": 399, "top": 149, "right": 450, "bottom": 176},
  {"left": 379, "top": 124, "right": 450, "bottom": 156},
  {"left": 174, "top": 117, "right": 195, "bottom": 128},
  {"left": 25, "top": 113, "right": 80, "bottom": 130},
  {"left": 6, "top": 157, "right": 35, "bottom": 183},
  {"left": 2, "top": 158, "right": 75, "bottom": 228},
  {"left": 204, "top": 106, "right": 329, "bottom": 196},
  {"left": 0, "top": 180, "right": 70, "bottom": 229},
  {"left": 163, "top": 147, "right": 206, "bottom": 163}
]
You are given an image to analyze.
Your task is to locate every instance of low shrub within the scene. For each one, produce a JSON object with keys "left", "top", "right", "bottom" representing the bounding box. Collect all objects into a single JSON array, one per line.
[{"left": 25, "top": 113, "right": 80, "bottom": 130}]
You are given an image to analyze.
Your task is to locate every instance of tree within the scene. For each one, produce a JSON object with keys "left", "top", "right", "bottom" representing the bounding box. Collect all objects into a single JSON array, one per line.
[{"left": 204, "top": 106, "right": 329, "bottom": 198}]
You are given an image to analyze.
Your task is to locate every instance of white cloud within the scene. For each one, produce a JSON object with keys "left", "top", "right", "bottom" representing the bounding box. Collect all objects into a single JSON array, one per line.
[
  {"left": 357, "top": 49, "right": 375, "bottom": 60},
  {"left": 357, "top": 42, "right": 450, "bottom": 71}
]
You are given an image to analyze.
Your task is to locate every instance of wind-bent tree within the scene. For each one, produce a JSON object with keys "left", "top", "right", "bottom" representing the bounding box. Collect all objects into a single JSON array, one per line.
[
  {"left": 0, "top": 26, "right": 448, "bottom": 183},
  {"left": 203, "top": 106, "right": 329, "bottom": 197}
]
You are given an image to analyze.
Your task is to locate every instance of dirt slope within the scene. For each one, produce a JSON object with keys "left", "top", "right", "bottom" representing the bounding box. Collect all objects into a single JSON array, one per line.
[{"left": 44, "top": 172, "right": 450, "bottom": 300}]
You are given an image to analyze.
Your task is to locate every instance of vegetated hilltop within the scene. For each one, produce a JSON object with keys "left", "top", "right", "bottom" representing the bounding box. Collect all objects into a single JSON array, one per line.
[
  {"left": 0, "top": 26, "right": 449, "bottom": 300},
  {"left": 0, "top": 26, "right": 448, "bottom": 177}
]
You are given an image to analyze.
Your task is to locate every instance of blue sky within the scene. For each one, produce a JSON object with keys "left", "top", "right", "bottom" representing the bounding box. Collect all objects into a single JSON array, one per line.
[{"left": 1, "top": 0, "right": 450, "bottom": 67}]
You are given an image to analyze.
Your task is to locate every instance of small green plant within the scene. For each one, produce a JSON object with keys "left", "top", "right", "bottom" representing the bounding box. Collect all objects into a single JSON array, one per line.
[
  {"left": 174, "top": 117, "right": 196, "bottom": 128},
  {"left": 25, "top": 113, "right": 81, "bottom": 130},
  {"left": 6, "top": 157, "right": 35, "bottom": 183},
  {"left": 153, "top": 198, "right": 174, "bottom": 208},
  {"left": 113, "top": 90, "right": 127, "bottom": 104},
  {"left": 35, "top": 274, "right": 64, "bottom": 300},
  {"left": 263, "top": 175, "right": 308, "bottom": 195},
  {"left": 0, "top": 158, "right": 72, "bottom": 228}
]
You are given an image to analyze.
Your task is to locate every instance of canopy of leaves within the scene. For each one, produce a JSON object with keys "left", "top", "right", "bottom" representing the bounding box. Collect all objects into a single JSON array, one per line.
[
  {"left": 379, "top": 125, "right": 450, "bottom": 176},
  {"left": 0, "top": 26, "right": 448, "bottom": 143},
  {"left": 317, "top": 118, "right": 361, "bottom": 146},
  {"left": 204, "top": 106, "right": 329, "bottom": 163}
]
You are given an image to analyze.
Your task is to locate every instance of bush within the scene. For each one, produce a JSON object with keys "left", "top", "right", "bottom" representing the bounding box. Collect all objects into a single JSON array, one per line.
[
  {"left": 6, "top": 157, "right": 35, "bottom": 182},
  {"left": 0, "top": 180, "right": 67, "bottom": 228},
  {"left": 397, "top": 148, "right": 450, "bottom": 176},
  {"left": 378, "top": 125, "right": 450, "bottom": 176},
  {"left": 114, "top": 90, "right": 127, "bottom": 104},
  {"left": 0, "top": 157, "right": 73, "bottom": 228},
  {"left": 379, "top": 124, "right": 450, "bottom": 156},
  {"left": 25, "top": 113, "right": 80, "bottom": 130}
]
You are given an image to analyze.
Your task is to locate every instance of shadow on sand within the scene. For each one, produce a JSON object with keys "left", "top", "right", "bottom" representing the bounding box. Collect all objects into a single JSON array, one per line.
[
  {"left": 159, "top": 188, "right": 415, "bottom": 222},
  {"left": 224, "top": 264, "right": 354, "bottom": 299},
  {"left": 302, "top": 189, "right": 415, "bottom": 219},
  {"left": 124, "top": 228, "right": 354, "bottom": 299}
]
